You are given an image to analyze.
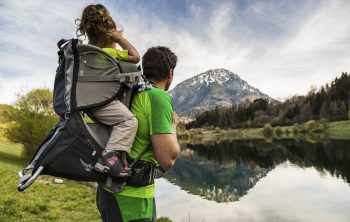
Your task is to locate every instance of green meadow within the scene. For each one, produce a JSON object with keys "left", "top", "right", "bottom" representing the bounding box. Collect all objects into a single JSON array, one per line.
[
  {"left": 0, "top": 141, "right": 100, "bottom": 222},
  {"left": 177, "top": 120, "right": 350, "bottom": 144},
  {"left": 0, "top": 140, "right": 172, "bottom": 222}
]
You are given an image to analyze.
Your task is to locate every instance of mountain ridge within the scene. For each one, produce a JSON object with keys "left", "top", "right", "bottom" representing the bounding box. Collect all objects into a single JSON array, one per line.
[{"left": 170, "top": 68, "right": 274, "bottom": 117}]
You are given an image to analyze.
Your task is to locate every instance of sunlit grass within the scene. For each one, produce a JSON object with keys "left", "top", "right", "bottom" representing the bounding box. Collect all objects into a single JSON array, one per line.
[
  {"left": 0, "top": 140, "right": 172, "bottom": 222},
  {"left": 326, "top": 120, "right": 350, "bottom": 140},
  {"left": 0, "top": 141, "right": 101, "bottom": 222},
  {"left": 179, "top": 120, "right": 350, "bottom": 143}
]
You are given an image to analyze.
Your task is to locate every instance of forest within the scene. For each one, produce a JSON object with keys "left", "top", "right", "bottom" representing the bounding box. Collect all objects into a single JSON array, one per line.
[{"left": 187, "top": 72, "right": 350, "bottom": 129}]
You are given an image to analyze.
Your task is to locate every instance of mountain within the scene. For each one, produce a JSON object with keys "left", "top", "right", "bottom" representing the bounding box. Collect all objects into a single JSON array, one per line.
[{"left": 169, "top": 68, "right": 274, "bottom": 117}]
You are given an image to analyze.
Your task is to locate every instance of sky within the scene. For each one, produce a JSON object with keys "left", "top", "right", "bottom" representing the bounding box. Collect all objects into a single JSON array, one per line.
[{"left": 0, "top": 0, "right": 349, "bottom": 104}]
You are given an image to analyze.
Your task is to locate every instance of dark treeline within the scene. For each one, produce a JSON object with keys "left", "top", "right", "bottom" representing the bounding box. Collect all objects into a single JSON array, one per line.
[{"left": 187, "top": 72, "right": 350, "bottom": 129}]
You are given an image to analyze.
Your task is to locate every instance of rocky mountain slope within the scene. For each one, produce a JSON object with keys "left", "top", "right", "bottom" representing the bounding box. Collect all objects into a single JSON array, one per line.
[{"left": 170, "top": 68, "right": 274, "bottom": 117}]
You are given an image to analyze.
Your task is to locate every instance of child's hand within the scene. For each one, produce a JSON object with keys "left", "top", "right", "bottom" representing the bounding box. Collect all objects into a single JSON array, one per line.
[{"left": 106, "top": 29, "right": 123, "bottom": 43}]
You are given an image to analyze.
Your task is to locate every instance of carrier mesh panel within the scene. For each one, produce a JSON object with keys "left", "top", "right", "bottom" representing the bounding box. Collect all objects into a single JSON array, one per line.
[{"left": 75, "top": 51, "right": 121, "bottom": 109}]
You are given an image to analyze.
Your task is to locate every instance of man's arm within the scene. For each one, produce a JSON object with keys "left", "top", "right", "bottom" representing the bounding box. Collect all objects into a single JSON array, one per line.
[{"left": 151, "top": 112, "right": 180, "bottom": 170}]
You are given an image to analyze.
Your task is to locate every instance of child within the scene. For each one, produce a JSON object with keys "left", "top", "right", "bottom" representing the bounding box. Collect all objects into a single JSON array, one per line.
[{"left": 76, "top": 4, "right": 140, "bottom": 178}]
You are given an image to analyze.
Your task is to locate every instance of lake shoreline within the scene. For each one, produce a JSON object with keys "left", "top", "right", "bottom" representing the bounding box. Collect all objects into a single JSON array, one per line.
[{"left": 177, "top": 120, "right": 350, "bottom": 144}]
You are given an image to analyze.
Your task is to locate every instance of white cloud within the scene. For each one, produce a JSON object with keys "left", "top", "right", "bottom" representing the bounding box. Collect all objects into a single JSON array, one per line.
[
  {"left": 0, "top": 0, "right": 87, "bottom": 104},
  {"left": 0, "top": 0, "right": 349, "bottom": 104},
  {"left": 236, "top": 0, "right": 350, "bottom": 99}
]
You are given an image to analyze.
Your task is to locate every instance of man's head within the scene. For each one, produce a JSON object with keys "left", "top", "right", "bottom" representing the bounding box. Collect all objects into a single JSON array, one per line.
[{"left": 142, "top": 46, "right": 178, "bottom": 91}]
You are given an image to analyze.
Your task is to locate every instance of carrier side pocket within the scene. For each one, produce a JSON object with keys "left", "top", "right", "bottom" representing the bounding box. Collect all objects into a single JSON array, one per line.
[{"left": 127, "top": 161, "right": 154, "bottom": 187}]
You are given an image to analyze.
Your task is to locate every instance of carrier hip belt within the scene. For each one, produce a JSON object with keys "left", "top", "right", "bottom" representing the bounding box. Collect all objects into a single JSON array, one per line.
[{"left": 126, "top": 158, "right": 166, "bottom": 187}]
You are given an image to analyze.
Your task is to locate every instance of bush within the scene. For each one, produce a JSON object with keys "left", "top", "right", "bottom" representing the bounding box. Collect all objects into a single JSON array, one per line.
[
  {"left": 304, "top": 120, "right": 326, "bottom": 133},
  {"left": 319, "top": 118, "right": 329, "bottom": 127},
  {"left": 4, "top": 88, "right": 58, "bottom": 158},
  {"left": 0, "top": 104, "right": 14, "bottom": 124},
  {"left": 304, "top": 120, "right": 317, "bottom": 131},
  {"left": 157, "top": 217, "right": 172, "bottom": 222},
  {"left": 285, "top": 128, "right": 290, "bottom": 136},
  {"left": 263, "top": 123, "right": 274, "bottom": 138},
  {"left": 253, "top": 115, "right": 272, "bottom": 128},
  {"left": 293, "top": 123, "right": 306, "bottom": 133},
  {"left": 274, "top": 126, "right": 283, "bottom": 138}
]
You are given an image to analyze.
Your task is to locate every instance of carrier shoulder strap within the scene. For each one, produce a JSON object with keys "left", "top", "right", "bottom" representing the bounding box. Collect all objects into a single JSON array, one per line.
[{"left": 129, "top": 144, "right": 152, "bottom": 168}]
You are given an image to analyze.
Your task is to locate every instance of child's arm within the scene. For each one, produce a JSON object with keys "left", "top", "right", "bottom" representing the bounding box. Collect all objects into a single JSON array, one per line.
[{"left": 107, "top": 29, "right": 140, "bottom": 63}]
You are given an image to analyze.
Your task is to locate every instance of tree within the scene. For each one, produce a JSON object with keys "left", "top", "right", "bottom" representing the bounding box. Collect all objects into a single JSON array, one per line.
[
  {"left": 297, "top": 102, "right": 313, "bottom": 123},
  {"left": 4, "top": 88, "right": 58, "bottom": 158},
  {"left": 0, "top": 104, "right": 14, "bottom": 124},
  {"left": 312, "top": 93, "right": 323, "bottom": 118}
]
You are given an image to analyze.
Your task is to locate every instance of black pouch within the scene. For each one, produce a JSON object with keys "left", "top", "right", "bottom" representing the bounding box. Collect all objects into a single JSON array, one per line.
[{"left": 127, "top": 160, "right": 154, "bottom": 187}]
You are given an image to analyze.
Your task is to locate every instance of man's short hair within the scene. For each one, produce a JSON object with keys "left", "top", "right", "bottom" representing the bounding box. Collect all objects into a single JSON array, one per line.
[{"left": 142, "top": 46, "right": 178, "bottom": 82}]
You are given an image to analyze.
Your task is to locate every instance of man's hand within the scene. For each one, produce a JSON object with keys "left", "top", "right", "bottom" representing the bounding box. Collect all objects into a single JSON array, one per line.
[{"left": 106, "top": 29, "right": 123, "bottom": 43}]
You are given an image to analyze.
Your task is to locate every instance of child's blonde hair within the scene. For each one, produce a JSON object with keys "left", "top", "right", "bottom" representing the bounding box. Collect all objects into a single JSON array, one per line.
[{"left": 76, "top": 4, "right": 116, "bottom": 48}]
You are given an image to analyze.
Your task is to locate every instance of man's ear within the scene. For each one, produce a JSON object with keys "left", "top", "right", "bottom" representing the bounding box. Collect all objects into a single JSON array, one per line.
[{"left": 168, "top": 69, "right": 174, "bottom": 80}]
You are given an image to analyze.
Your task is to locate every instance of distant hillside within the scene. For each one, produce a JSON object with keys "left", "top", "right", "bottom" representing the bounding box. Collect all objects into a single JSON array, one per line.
[
  {"left": 187, "top": 72, "right": 350, "bottom": 129},
  {"left": 170, "top": 68, "right": 274, "bottom": 118}
]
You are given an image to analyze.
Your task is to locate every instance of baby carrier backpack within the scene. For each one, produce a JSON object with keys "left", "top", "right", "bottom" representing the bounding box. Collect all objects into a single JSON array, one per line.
[{"left": 18, "top": 39, "right": 144, "bottom": 191}]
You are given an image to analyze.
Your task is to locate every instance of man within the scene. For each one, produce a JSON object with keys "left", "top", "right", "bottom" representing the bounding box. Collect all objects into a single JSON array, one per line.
[{"left": 96, "top": 46, "right": 180, "bottom": 222}]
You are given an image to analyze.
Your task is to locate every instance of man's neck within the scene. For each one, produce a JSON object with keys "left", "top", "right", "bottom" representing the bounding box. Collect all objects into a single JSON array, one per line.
[
  {"left": 150, "top": 80, "right": 167, "bottom": 91},
  {"left": 153, "top": 82, "right": 167, "bottom": 90}
]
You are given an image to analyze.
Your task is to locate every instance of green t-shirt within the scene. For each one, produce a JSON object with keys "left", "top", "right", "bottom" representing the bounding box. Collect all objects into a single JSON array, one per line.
[
  {"left": 102, "top": 48, "right": 128, "bottom": 60},
  {"left": 118, "top": 87, "right": 174, "bottom": 198}
]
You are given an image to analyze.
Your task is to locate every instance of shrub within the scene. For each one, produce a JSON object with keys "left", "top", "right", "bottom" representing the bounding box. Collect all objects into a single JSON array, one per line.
[
  {"left": 304, "top": 120, "right": 317, "bottom": 131},
  {"left": 263, "top": 123, "right": 274, "bottom": 138},
  {"left": 0, "top": 104, "right": 14, "bottom": 124},
  {"left": 293, "top": 123, "right": 306, "bottom": 133},
  {"left": 319, "top": 118, "right": 329, "bottom": 127},
  {"left": 285, "top": 128, "right": 290, "bottom": 136},
  {"left": 157, "top": 217, "right": 172, "bottom": 222},
  {"left": 274, "top": 126, "right": 283, "bottom": 138},
  {"left": 292, "top": 123, "right": 299, "bottom": 135},
  {"left": 4, "top": 88, "right": 58, "bottom": 158},
  {"left": 304, "top": 120, "right": 326, "bottom": 133}
]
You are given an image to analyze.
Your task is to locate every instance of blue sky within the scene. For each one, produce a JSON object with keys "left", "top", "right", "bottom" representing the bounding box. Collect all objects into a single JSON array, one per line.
[{"left": 0, "top": 0, "right": 349, "bottom": 104}]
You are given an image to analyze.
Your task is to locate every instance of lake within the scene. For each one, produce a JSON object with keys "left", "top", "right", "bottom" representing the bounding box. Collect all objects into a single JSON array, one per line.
[{"left": 155, "top": 139, "right": 350, "bottom": 222}]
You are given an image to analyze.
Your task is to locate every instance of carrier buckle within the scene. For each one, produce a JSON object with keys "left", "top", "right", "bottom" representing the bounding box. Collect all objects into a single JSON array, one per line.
[
  {"left": 64, "top": 112, "right": 70, "bottom": 119},
  {"left": 18, "top": 165, "right": 45, "bottom": 191},
  {"left": 152, "top": 166, "right": 167, "bottom": 180}
]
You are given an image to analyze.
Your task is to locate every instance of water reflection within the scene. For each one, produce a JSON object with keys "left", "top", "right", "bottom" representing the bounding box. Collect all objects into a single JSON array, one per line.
[{"left": 165, "top": 140, "right": 350, "bottom": 203}]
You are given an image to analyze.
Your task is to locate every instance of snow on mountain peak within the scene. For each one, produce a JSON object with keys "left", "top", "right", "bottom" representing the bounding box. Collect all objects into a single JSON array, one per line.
[
  {"left": 189, "top": 68, "right": 237, "bottom": 87},
  {"left": 170, "top": 68, "right": 274, "bottom": 117}
]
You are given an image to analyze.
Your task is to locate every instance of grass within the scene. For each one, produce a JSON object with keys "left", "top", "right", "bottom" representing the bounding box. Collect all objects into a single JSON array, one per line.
[
  {"left": 179, "top": 120, "right": 350, "bottom": 143},
  {"left": 0, "top": 141, "right": 101, "bottom": 222},
  {"left": 326, "top": 120, "right": 350, "bottom": 140},
  {"left": 0, "top": 140, "right": 173, "bottom": 222},
  {"left": 0, "top": 122, "right": 174, "bottom": 222}
]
